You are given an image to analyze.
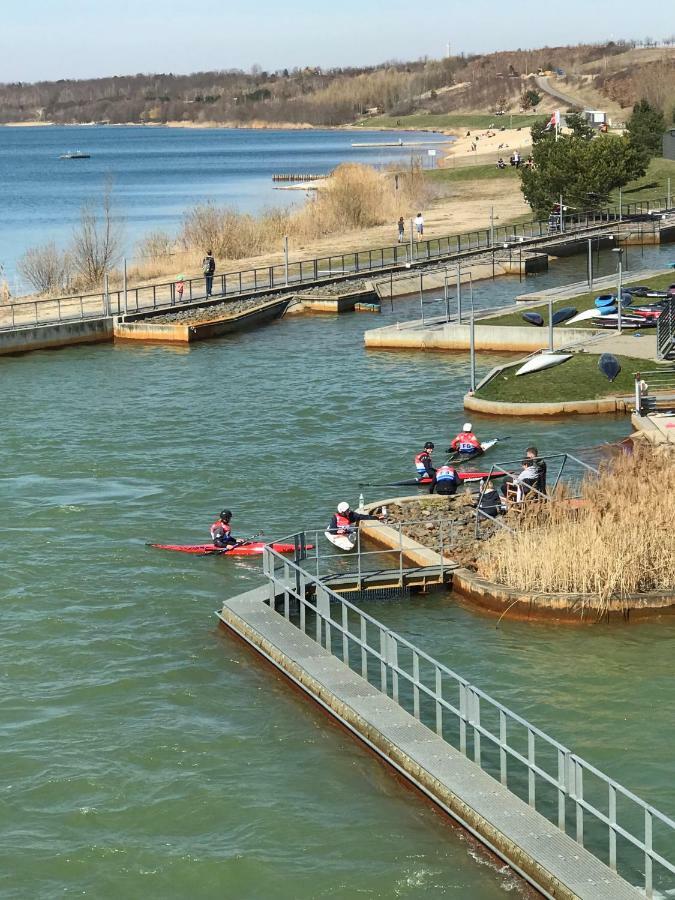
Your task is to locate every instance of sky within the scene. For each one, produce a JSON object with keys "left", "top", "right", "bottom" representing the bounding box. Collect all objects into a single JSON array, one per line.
[{"left": 0, "top": 0, "right": 672, "bottom": 82}]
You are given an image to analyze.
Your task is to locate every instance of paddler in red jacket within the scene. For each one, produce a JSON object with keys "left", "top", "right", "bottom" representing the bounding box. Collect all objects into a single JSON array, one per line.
[
  {"left": 447, "top": 422, "right": 482, "bottom": 458},
  {"left": 414, "top": 441, "right": 436, "bottom": 480},
  {"left": 210, "top": 509, "right": 239, "bottom": 549},
  {"left": 327, "top": 502, "right": 383, "bottom": 536}
]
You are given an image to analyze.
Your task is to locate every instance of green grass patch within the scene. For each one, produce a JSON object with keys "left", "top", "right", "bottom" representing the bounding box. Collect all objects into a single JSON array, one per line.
[
  {"left": 611, "top": 157, "right": 675, "bottom": 205},
  {"left": 483, "top": 272, "right": 674, "bottom": 328},
  {"left": 476, "top": 353, "right": 647, "bottom": 403},
  {"left": 425, "top": 164, "right": 519, "bottom": 184},
  {"left": 355, "top": 113, "right": 540, "bottom": 130}
]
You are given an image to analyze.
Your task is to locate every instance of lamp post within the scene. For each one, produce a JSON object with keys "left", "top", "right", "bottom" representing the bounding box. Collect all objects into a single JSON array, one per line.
[{"left": 612, "top": 247, "right": 623, "bottom": 335}]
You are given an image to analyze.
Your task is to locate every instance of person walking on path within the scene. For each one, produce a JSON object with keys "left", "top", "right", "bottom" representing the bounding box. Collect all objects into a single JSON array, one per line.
[
  {"left": 202, "top": 250, "right": 216, "bottom": 297},
  {"left": 414, "top": 212, "right": 424, "bottom": 240},
  {"left": 175, "top": 275, "right": 185, "bottom": 305},
  {"left": 397, "top": 217, "right": 405, "bottom": 243}
]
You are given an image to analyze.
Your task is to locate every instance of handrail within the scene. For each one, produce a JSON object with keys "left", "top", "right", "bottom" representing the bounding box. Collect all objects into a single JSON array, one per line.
[
  {"left": 261, "top": 537, "right": 675, "bottom": 896},
  {"left": 3, "top": 196, "right": 672, "bottom": 333},
  {"left": 656, "top": 297, "right": 675, "bottom": 361}
]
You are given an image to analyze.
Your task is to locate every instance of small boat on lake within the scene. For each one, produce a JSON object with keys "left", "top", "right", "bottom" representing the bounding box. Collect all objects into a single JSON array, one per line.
[{"left": 59, "top": 151, "right": 91, "bottom": 159}]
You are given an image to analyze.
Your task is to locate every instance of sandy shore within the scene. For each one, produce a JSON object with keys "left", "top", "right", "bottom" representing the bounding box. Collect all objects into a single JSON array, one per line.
[{"left": 440, "top": 126, "right": 533, "bottom": 168}]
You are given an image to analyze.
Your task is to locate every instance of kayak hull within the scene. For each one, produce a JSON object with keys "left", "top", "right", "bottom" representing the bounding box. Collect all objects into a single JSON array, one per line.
[
  {"left": 150, "top": 541, "right": 313, "bottom": 555},
  {"left": 516, "top": 353, "right": 573, "bottom": 376},
  {"left": 324, "top": 531, "right": 357, "bottom": 551}
]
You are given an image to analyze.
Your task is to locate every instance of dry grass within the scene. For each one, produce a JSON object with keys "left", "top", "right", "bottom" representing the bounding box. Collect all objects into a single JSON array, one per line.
[
  {"left": 149, "top": 162, "right": 435, "bottom": 264},
  {"left": 477, "top": 448, "right": 675, "bottom": 606}
]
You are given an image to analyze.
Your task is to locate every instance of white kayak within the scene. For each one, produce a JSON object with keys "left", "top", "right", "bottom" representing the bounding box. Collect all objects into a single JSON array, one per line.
[
  {"left": 324, "top": 531, "right": 357, "bottom": 551},
  {"left": 480, "top": 438, "right": 498, "bottom": 453},
  {"left": 516, "top": 353, "right": 573, "bottom": 376},
  {"left": 566, "top": 308, "right": 607, "bottom": 325}
]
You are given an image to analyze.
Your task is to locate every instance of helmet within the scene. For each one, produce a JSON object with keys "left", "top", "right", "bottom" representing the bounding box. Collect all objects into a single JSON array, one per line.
[
  {"left": 220, "top": 509, "right": 232, "bottom": 523},
  {"left": 337, "top": 501, "right": 350, "bottom": 514},
  {"left": 424, "top": 441, "right": 435, "bottom": 450},
  {"left": 463, "top": 423, "right": 472, "bottom": 432}
]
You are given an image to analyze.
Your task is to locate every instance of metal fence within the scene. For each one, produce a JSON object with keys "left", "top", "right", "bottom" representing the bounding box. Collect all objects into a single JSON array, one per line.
[
  {"left": 656, "top": 297, "right": 675, "bottom": 361},
  {"left": 3, "top": 196, "right": 672, "bottom": 333},
  {"left": 261, "top": 539, "right": 675, "bottom": 897},
  {"left": 634, "top": 366, "right": 675, "bottom": 413}
]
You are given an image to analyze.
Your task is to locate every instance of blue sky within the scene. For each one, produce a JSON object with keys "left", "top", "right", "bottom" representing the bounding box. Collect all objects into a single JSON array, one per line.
[{"left": 1, "top": 0, "right": 671, "bottom": 82}]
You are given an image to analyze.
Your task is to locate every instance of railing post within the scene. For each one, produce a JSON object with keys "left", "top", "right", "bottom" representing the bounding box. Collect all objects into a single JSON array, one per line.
[
  {"left": 499, "top": 711, "right": 507, "bottom": 785},
  {"left": 608, "top": 784, "right": 617, "bottom": 871},
  {"left": 575, "top": 761, "right": 584, "bottom": 846},
  {"left": 645, "top": 809, "right": 653, "bottom": 899},
  {"left": 388, "top": 633, "right": 399, "bottom": 702}
]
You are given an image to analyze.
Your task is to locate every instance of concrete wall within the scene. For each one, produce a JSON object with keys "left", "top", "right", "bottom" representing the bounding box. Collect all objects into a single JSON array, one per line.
[
  {"left": 364, "top": 322, "right": 594, "bottom": 352},
  {"left": 0, "top": 318, "right": 113, "bottom": 356},
  {"left": 465, "top": 393, "right": 630, "bottom": 416}
]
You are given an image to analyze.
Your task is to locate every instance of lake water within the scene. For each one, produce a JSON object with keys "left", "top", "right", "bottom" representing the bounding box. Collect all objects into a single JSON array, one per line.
[
  {"left": 0, "top": 125, "right": 447, "bottom": 289},
  {"left": 1, "top": 242, "right": 673, "bottom": 898}
]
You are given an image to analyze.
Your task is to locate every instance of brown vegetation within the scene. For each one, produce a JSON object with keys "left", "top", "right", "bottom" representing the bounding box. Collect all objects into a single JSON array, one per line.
[{"left": 477, "top": 448, "right": 675, "bottom": 606}]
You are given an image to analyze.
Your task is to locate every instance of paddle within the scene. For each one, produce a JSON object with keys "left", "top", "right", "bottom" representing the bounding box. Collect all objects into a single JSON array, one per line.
[{"left": 201, "top": 530, "right": 264, "bottom": 556}]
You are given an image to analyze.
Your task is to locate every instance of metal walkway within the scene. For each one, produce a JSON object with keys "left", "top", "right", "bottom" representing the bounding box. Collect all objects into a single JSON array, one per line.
[{"left": 218, "top": 586, "right": 648, "bottom": 899}]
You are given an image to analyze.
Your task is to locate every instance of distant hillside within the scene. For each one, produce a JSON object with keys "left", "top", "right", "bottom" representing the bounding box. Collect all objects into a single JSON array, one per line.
[{"left": 1, "top": 40, "right": 673, "bottom": 128}]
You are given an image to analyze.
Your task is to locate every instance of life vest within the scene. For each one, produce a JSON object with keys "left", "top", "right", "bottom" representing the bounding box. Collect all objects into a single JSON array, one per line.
[
  {"left": 436, "top": 465, "right": 457, "bottom": 482},
  {"left": 414, "top": 450, "right": 431, "bottom": 474},
  {"left": 335, "top": 512, "right": 351, "bottom": 534},
  {"left": 453, "top": 432, "right": 480, "bottom": 453},
  {"left": 210, "top": 519, "right": 231, "bottom": 539}
]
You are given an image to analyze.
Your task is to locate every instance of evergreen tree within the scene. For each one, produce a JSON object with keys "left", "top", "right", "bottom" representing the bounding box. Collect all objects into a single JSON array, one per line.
[{"left": 627, "top": 99, "right": 666, "bottom": 162}]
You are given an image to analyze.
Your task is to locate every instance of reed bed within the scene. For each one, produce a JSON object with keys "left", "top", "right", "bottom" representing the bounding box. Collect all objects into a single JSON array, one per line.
[
  {"left": 137, "top": 162, "right": 433, "bottom": 268},
  {"left": 477, "top": 448, "right": 675, "bottom": 606}
]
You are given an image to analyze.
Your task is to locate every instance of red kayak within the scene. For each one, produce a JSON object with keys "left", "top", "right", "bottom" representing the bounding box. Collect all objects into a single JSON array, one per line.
[{"left": 149, "top": 541, "right": 313, "bottom": 555}]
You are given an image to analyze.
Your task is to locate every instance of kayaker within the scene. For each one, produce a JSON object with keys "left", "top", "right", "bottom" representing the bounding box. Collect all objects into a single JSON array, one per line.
[
  {"left": 210, "top": 509, "right": 239, "bottom": 549},
  {"left": 448, "top": 423, "right": 482, "bottom": 457},
  {"left": 414, "top": 441, "right": 436, "bottom": 479},
  {"left": 429, "top": 463, "right": 460, "bottom": 495},
  {"left": 327, "top": 501, "right": 383, "bottom": 536}
]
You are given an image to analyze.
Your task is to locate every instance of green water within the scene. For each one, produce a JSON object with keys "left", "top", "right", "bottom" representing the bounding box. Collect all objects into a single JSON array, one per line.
[{"left": 2, "top": 251, "right": 673, "bottom": 898}]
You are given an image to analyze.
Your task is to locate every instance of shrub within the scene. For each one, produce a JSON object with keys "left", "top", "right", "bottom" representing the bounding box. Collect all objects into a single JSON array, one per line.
[{"left": 17, "top": 242, "right": 72, "bottom": 294}]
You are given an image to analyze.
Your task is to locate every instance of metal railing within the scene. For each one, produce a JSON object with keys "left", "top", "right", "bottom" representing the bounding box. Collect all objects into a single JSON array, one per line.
[
  {"left": 656, "top": 297, "right": 675, "bottom": 361},
  {"left": 634, "top": 366, "right": 675, "bottom": 413},
  {"left": 261, "top": 539, "right": 675, "bottom": 897},
  {"left": 285, "top": 516, "right": 455, "bottom": 590},
  {"left": 3, "top": 196, "right": 672, "bottom": 333}
]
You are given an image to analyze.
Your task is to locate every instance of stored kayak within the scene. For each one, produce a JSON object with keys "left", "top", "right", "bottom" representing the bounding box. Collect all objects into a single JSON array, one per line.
[
  {"left": 149, "top": 541, "right": 313, "bottom": 555},
  {"left": 516, "top": 353, "right": 573, "bottom": 376},
  {"left": 551, "top": 306, "right": 578, "bottom": 325}
]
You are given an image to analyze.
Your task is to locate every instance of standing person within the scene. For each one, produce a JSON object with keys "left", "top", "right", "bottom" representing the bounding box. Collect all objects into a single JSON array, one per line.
[
  {"left": 175, "top": 275, "right": 185, "bottom": 305},
  {"left": 429, "top": 463, "right": 460, "bottom": 495},
  {"left": 414, "top": 442, "right": 436, "bottom": 479},
  {"left": 397, "top": 216, "right": 405, "bottom": 243},
  {"left": 202, "top": 249, "right": 216, "bottom": 297},
  {"left": 414, "top": 212, "right": 424, "bottom": 240}
]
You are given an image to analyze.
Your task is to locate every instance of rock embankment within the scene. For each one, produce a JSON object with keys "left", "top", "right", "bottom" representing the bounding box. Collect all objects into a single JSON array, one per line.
[{"left": 382, "top": 493, "right": 499, "bottom": 570}]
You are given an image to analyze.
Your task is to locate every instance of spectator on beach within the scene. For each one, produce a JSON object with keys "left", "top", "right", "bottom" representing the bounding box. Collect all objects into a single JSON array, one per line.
[
  {"left": 496, "top": 157, "right": 506, "bottom": 169},
  {"left": 397, "top": 216, "right": 405, "bottom": 243},
  {"left": 202, "top": 250, "right": 216, "bottom": 297},
  {"left": 414, "top": 212, "right": 424, "bottom": 240},
  {"left": 513, "top": 150, "right": 521, "bottom": 168}
]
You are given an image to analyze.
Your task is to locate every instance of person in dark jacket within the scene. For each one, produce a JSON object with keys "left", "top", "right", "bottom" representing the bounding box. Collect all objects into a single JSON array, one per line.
[
  {"left": 202, "top": 249, "right": 216, "bottom": 297},
  {"left": 476, "top": 481, "right": 503, "bottom": 520},
  {"left": 429, "top": 464, "right": 460, "bottom": 495}
]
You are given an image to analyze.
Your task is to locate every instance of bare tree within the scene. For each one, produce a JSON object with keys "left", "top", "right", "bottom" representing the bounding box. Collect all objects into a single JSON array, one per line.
[
  {"left": 70, "top": 181, "right": 124, "bottom": 287},
  {"left": 17, "top": 242, "right": 72, "bottom": 295}
]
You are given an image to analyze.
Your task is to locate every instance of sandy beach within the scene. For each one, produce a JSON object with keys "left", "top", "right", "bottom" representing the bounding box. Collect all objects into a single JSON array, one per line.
[{"left": 439, "top": 126, "right": 533, "bottom": 169}]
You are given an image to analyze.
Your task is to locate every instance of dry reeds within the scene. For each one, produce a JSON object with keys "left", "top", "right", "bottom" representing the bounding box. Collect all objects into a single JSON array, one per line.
[{"left": 477, "top": 448, "right": 675, "bottom": 606}]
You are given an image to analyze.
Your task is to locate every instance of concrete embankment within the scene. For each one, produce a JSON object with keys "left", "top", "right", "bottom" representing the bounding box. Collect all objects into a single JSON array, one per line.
[
  {"left": 364, "top": 318, "right": 594, "bottom": 352},
  {"left": 464, "top": 393, "right": 631, "bottom": 416},
  {"left": 0, "top": 317, "right": 113, "bottom": 356}
]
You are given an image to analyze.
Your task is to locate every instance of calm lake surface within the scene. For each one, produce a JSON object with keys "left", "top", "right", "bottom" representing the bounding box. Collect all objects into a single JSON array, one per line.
[
  {"left": 2, "top": 243, "right": 673, "bottom": 898},
  {"left": 0, "top": 125, "right": 447, "bottom": 289}
]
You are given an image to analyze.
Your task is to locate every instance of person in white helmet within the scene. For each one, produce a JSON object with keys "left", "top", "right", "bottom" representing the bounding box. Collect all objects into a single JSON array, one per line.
[
  {"left": 327, "top": 501, "right": 383, "bottom": 536},
  {"left": 448, "top": 422, "right": 482, "bottom": 458}
]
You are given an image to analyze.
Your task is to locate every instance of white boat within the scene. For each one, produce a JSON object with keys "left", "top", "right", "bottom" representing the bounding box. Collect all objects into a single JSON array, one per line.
[
  {"left": 59, "top": 151, "right": 91, "bottom": 159},
  {"left": 515, "top": 353, "right": 573, "bottom": 376},
  {"left": 566, "top": 308, "right": 607, "bottom": 325},
  {"left": 324, "top": 530, "right": 357, "bottom": 552}
]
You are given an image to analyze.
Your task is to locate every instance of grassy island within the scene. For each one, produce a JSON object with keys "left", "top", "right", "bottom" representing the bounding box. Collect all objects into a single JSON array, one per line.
[{"left": 474, "top": 352, "right": 647, "bottom": 403}]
